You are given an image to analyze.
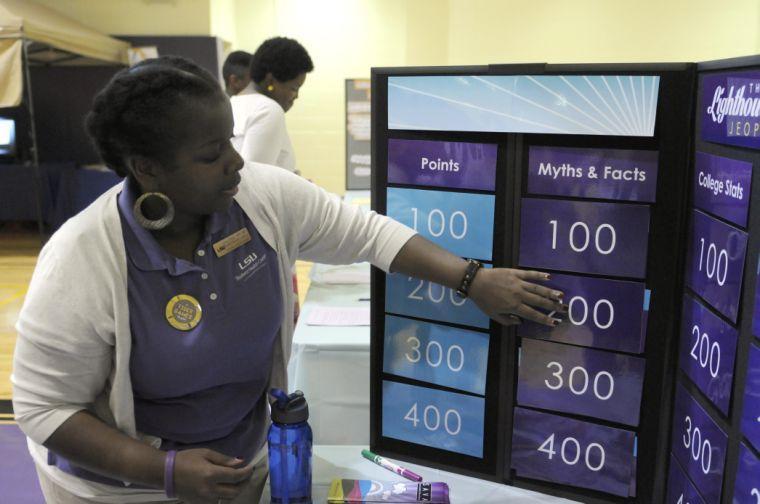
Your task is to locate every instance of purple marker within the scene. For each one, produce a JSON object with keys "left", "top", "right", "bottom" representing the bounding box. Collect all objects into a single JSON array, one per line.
[{"left": 361, "top": 449, "right": 422, "bottom": 482}]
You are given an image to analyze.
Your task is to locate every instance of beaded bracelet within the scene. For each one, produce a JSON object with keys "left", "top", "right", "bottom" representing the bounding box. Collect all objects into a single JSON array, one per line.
[
  {"left": 455, "top": 259, "right": 483, "bottom": 299},
  {"left": 164, "top": 450, "right": 177, "bottom": 498}
]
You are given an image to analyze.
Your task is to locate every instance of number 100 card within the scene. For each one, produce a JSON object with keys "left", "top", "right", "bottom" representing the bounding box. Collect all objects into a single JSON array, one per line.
[
  {"left": 518, "top": 198, "right": 650, "bottom": 278},
  {"left": 387, "top": 187, "right": 495, "bottom": 261}
]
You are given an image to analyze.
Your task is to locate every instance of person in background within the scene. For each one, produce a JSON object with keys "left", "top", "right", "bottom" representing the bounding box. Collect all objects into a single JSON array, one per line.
[
  {"left": 222, "top": 50, "right": 252, "bottom": 97},
  {"left": 12, "top": 56, "right": 565, "bottom": 504},
  {"left": 230, "top": 37, "right": 314, "bottom": 322},
  {"left": 230, "top": 37, "right": 313, "bottom": 175}
]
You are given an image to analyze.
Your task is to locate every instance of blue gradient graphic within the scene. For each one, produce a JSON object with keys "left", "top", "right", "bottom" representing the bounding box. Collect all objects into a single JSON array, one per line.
[{"left": 388, "top": 75, "right": 660, "bottom": 136}]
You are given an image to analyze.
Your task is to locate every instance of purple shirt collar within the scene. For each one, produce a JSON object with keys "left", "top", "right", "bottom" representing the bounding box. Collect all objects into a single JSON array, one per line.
[{"left": 118, "top": 177, "right": 228, "bottom": 277}]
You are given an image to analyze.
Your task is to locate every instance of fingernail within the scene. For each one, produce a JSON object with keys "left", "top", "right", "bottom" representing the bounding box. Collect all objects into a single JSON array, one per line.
[
  {"left": 554, "top": 291, "right": 563, "bottom": 299},
  {"left": 545, "top": 274, "right": 551, "bottom": 280},
  {"left": 552, "top": 318, "right": 561, "bottom": 326}
]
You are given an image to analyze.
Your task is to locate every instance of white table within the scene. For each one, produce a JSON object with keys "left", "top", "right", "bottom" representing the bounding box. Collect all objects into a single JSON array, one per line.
[
  {"left": 261, "top": 445, "right": 579, "bottom": 503},
  {"left": 287, "top": 267, "right": 372, "bottom": 445}
]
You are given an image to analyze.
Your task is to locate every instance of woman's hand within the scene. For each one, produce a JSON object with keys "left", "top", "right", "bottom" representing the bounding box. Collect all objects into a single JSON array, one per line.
[
  {"left": 174, "top": 449, "right": 254, "bottom": 503},
  {"left": 468, "top": 268, "right": 567, "bottom": 327}
]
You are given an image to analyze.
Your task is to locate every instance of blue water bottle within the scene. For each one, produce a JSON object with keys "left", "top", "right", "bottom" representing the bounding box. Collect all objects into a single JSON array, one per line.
[{"left": 268, "top": 389, "right": 312, "bottom": 503}]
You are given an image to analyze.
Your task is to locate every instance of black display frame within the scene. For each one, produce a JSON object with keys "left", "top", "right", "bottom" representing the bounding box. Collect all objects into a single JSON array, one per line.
[
  {"left": 370, "top": 63, "right": 696, "bottom": 503},
  {"left": 665, "top": 54, "right": 760, "bottom": 504}
]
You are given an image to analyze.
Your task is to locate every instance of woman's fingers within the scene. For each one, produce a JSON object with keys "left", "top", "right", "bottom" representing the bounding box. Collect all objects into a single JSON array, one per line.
[
  {"left": 523, "top": 281, "right": 564, "bottom": 302},
  {"left": 514, "top": 269, "right": 551, "bottom": 282},
  {"left": 522, "top": 291, "right": 566, "bottom": 313},
  {"left": 515, "top": 304, "right": 558, "bottom": 326}
]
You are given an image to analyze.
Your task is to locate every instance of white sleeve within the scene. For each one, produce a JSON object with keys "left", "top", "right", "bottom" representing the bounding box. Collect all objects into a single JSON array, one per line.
[
  {"left": 273, "top": 170, "right": 417, "bottom": 271},
  {"left": 12, "top": 245, "right": 114, "bottom": 445},
  {"left": 239, "top": 103, "right": 287, "bottom": 165}
]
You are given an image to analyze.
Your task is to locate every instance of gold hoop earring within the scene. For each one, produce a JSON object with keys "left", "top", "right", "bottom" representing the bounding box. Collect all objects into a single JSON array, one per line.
[
  {"left": 133, "top": 192, "right": 175, "bottom": 230},
  {"left": 267, "top": 85, "right": 274, "bottom": 92}
]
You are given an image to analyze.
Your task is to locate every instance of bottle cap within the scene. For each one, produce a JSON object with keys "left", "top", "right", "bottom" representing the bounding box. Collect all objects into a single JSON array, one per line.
[{"left": 270, "top": 388, "right": 309, "bottom": 424}]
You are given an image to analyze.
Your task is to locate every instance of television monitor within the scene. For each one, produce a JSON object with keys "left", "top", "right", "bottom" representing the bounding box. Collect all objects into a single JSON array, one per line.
[{"left": 0, "top": 117, "right": 16, "bottom": 157}]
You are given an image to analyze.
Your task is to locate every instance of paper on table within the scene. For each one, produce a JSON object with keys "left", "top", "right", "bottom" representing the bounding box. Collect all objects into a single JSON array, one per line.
[
  {"left": 306, "top": 306, "right": 371, "bottom": 326},
  {"left": 310, "top": 262, "right": 370, "bottom": 284}
]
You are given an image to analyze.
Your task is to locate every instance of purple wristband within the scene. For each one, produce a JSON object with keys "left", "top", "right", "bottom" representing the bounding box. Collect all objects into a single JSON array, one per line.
[{"left": 164, "top": 450, "right": 177, "bottom": 498}]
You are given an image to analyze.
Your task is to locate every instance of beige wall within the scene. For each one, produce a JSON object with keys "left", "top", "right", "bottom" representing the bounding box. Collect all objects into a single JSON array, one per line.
[
  {"left": 222, "top": 0, "right": 760, "bottom": 193},
  {"left": 35, "top": 0, "right": 760, "bottom": 194},
  {"left": 447, "top": 0, "right": 760, "bottom": 65},
  {"left": 34, "top": 0, "right": 211, "bottom": 36},
  {"left": 227, "top": 0, "right": 449, "bottom": 193}
]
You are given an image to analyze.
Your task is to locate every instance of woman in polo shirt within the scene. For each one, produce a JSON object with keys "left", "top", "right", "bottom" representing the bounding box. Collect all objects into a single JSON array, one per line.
[{"left": 12, "top": 57, "right": 565, "bottom": 504}]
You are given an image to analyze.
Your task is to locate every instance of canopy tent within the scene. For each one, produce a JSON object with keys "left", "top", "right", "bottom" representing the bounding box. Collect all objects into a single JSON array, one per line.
[
  {"left": 0, "top": 0, "right": 129, "bottom": 239},
  {"left": 0, "top": 0, "right": 129, "bottom": 107}
]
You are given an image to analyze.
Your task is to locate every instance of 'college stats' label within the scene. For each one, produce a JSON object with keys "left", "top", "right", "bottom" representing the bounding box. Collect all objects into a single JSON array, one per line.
[{"left": 693, "top": 151, "right": 752, "bottom": 228}]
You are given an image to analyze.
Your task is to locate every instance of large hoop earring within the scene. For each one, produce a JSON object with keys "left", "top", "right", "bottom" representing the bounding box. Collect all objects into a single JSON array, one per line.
[{"left": 133, "top": 192, "right": 175, "bottom": 230}]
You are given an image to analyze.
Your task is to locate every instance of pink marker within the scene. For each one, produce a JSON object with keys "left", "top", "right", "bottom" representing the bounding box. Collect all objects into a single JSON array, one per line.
[{"left": 361, "top": 449, "right": 422, "bottom": 482}]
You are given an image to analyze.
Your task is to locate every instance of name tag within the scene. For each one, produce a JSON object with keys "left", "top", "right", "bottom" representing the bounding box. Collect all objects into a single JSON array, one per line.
[{"left": 213, "top": 228, "right": 252, "bottom": 258}]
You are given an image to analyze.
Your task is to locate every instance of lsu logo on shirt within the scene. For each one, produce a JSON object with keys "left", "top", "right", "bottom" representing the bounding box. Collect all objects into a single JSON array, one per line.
[{"left": 235, "top": 251, "right": 267, "bottom": 282}]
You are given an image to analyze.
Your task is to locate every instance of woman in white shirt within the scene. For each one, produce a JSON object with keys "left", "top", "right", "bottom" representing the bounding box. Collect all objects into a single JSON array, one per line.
[{"left": 230, "top": 37, "right": 314, "bottom": 174}]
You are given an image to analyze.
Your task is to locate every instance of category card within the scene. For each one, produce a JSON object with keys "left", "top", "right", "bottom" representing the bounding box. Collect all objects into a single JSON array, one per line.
[
  {"left": 382, "top": 381, "right": 485, "bottom": 458},
  {"left": 527, "top": 146, "right": 658, "bottom": 202},
  {"left": 741, "top": 344, "right": 760, "bottom": 452},
  {"left": 701, "top": 70, "right": 760, "bottom": 150},
  {"left": 387, "top": 187, "right": 494, "bottom": 261},
  {"left": 666, "top": 455, "right": 706, "bottom": 504},
  {"left": 511, "top": 407, "right": 636, "bottom": 497},
  {"left": 670, "top": 384, "right": 728, "bottom": 504},
  {"left": 517, "top": 339, "right": 645, "bottom": 426},
  {"left": 685, "top": 209, "right": 748, "bottom": 322},
  {"left": 518, "top": 198, "right": 650, "bottom": 278},
  {"left": 516, "top": 273, "right": 647, "bottom": 353},
  {"left": 733, "top": 444, "right": 760, "bottom": 504},
  {"left": 388, "top": 138, "right": 497, "bottom": 191},
  {"left": 385, "top": 270, "right": 490, "bottom": 329},
  {"left": 754, "top": 257, "right": 760, "bottom": 339},
  {"left": 679, "top": 296, "right": 738, "bottom": 415},
  {"left": 383, "top": 315, "right": 489, "bottom": 395},
  {"left": 693, "top": 151, "right": 753, "bottom": 228}
]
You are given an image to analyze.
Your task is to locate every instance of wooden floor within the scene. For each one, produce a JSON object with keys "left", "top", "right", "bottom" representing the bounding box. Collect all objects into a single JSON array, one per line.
[
  {"left": 0, "top": 229, "right": 312, "bottom": 414},
  {"left": 0, "top": 231, "right": 40, "bottom": 403}
]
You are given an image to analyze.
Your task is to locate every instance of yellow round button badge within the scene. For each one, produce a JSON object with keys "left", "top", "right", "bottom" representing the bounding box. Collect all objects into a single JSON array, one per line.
[{"left": 165, "top": 294, "right": 202, "bottom": 331}]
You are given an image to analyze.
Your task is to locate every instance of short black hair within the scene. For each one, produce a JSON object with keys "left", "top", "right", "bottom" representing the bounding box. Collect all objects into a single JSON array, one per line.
[
  {"left": 222, "top": 50, "right": 252, "bottom": 81},
  {"left": 85, "top": 56, "right": 225, "bottom": 177},
  {"left": 249, "top": 37, "right": 314, "bottom": 84}
]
